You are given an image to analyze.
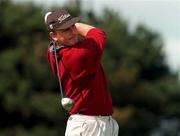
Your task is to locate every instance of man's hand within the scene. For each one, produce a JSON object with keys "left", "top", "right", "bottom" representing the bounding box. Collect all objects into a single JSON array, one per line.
[{"left": 75, "top": 23, "right": 95, "bottom": 37}]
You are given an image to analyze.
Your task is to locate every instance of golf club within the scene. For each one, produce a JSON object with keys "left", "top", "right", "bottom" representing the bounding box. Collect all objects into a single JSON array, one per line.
[{"left": 52, "top": 41, "right": 74, "bottom": 111}]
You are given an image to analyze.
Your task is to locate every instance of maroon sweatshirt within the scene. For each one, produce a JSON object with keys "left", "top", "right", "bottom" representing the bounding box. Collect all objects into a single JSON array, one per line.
[{"left": 47, "top": 28, "right": 113, "bottom": 116}]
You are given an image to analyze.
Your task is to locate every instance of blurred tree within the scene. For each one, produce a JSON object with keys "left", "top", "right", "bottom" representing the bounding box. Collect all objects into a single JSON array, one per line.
[{"left": 0, "top": 0, "right": 67, "bottom": 135}]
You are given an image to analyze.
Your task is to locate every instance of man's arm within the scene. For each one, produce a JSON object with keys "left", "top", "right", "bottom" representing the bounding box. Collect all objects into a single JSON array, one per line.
[{"left": 75, "top": 23, "right": 95, "bottom": 37}]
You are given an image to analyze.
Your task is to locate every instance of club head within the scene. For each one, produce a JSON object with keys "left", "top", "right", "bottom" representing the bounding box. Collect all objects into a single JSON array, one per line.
[{"left": 61, "top": 98, "right": 74, "bottom": 111}]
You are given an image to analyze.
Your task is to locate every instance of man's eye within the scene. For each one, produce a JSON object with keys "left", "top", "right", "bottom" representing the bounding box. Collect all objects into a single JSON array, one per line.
[{"left": 63, "top": 28, "right": 70, "bottom": 32}]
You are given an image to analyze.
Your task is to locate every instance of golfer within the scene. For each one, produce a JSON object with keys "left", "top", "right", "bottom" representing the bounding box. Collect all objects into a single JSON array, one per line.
[{"left": 44, "top": 9, "right": 119, "bottom": 136}]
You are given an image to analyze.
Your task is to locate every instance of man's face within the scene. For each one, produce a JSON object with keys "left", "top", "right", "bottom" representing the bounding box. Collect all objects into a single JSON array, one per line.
[{"left": 51, "top": 24, "right": 78, "bottom": 46}]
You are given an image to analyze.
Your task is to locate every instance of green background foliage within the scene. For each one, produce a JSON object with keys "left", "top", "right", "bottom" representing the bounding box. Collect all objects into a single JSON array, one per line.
[{"left": 0, "top": 0, "right": 180, "bottom": 135}]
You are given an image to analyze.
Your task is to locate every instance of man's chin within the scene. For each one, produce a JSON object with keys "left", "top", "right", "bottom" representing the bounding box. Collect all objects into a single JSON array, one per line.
[
  {"left": 70, "top": 39, "right": 78, "bottom": 45},
  {"left": 71, "top": 42, "right": 78, "bottom": 46}
]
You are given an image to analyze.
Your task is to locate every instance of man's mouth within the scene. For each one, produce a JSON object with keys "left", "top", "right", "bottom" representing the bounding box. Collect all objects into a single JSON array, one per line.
[{"left": 69, "top": 36, "right": 76, "bottom": 41}]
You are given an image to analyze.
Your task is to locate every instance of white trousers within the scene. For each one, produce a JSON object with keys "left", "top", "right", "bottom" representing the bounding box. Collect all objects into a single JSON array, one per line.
[{"left": 65, "top": 114, "right": 119, "bottom": 136}]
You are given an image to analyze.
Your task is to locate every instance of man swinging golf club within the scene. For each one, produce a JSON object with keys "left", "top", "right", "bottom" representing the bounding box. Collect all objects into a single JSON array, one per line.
[{"left": 44, "top": 9, "right": 119, "bottom": 136}]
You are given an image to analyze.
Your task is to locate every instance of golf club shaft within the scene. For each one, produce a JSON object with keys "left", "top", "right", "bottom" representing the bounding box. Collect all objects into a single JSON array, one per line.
[{"left": 53, "top": 42, "right": 64, "bottom": 99}]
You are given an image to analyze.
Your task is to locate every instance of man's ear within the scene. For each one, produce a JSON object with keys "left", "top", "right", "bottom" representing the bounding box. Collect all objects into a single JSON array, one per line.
[{"left": 49, "top": 32, "right": 58, "bottom": 42}]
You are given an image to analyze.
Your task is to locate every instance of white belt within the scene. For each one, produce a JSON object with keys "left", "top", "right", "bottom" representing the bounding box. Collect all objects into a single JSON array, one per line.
[{"left": 69, "top": 114, "right": 112, "bottom": 121}]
